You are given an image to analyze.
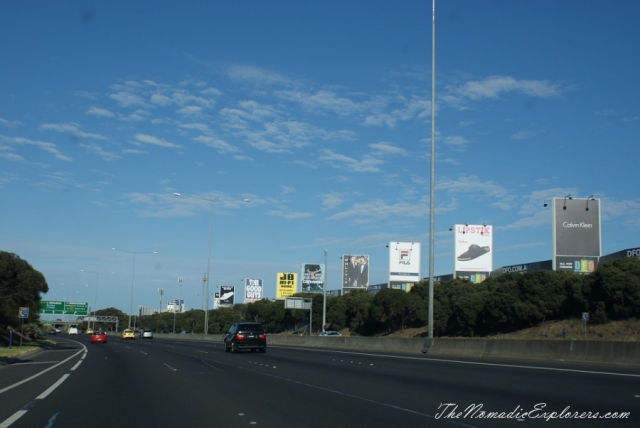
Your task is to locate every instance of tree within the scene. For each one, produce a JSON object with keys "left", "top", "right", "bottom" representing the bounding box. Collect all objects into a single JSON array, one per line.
[{"left": 0, "top": 252, "right": 49, "bottom": 329}]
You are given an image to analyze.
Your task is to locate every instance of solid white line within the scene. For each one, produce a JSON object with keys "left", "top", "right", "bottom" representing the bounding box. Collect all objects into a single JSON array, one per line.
[
  {"left": 0, "top": 410, "right": 27, "bottom": 428},
  {"left": 272, "top": 345, "right": 640, "bottom": 378},
  {"left": 0, "top": 348, "right": 84, "bottom": 395}
]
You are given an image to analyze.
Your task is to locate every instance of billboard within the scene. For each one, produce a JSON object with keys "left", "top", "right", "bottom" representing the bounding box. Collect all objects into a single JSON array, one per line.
[
  {"left": 244, "top": 278, "right": 263, "bottom": 302},
  {"left": 219, "top": 286, "right": 235, "bottom": 306},
  {"left": 552, "top": 198, "right": 601, "bottom": 273},
  {"left": 388, "top": 242, "right": 421, "bottom": 285},
  {"left": 342, "top": 254, "right": 370, "bottom": 291},
  {"left": 454, "top": 224, "right": 493, "bottom": 280},
  {"left": 301, "top": 263, "right": 324, "bottom": 293},
  {"left": 276, "top": 272, "right": 297, "bottom": 298}
]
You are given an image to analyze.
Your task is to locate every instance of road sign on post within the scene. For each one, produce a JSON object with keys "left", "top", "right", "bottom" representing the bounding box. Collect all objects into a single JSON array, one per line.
[
  {"left": 285, "top": 297, "right": 313, "bottom": 336},
  {"left": 19, "top": 307, "right": 29, "bottom": 318}
]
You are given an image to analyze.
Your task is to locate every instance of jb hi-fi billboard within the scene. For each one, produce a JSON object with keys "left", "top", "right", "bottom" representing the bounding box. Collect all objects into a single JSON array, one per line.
[
  {"left": 454, "top": 224, "right": 493, "bottom": 283},
  {"left": 388, "top": 242, "right": 421, "bottom": 291},
  {"left": 552, "top": 197, "right": 601, "bottom": 273}
]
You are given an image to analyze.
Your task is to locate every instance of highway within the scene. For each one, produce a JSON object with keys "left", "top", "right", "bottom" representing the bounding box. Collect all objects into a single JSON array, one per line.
[{"left": 1, "top": 335, "right": 638, "bottom": 428}]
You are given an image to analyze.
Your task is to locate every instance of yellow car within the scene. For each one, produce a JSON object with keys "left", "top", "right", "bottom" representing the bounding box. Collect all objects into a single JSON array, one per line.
[
  {"left": 85, "top": 329, "right": 94, "bottom": 335},
  {"left": 121, "top": 329, "right": 135, "bottom": 340}
]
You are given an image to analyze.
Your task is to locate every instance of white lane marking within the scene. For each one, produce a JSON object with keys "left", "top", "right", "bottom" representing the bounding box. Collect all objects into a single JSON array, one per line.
[
  {"left": 276, "top": 345, "right": 640, "bottom": 379},
  {"left": 10, "top": 361, "right": 60, "bottom": 365},
  {"left": 0, "top": 346, "right": 85, "bottom": 395},
  {"left": 0, "top": 339, "right": 88, "bottom": 428},
  {"left": 200, "top": 359, "right": 221, "bottom": 371}
]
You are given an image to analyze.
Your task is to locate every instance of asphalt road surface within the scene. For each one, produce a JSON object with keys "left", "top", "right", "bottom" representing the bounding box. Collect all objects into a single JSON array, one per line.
[{"left": 1, "top": 334, "right": 638, "bottom": 428}]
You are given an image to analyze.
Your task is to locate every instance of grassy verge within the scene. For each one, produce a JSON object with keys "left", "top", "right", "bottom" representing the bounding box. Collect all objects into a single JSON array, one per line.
[{"left": 0, "top": 340, "right": 51, "bottom": 360}]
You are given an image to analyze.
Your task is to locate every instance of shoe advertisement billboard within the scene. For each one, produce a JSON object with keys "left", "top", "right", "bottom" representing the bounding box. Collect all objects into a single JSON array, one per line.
[
  {"left": 342, "top": 254, "right": 370, "bottom": 292},
  {"left": 454, "top": 224, "right": 493, "bottom": 280},
  {"left": 552, "top": 197, "right": 601, "bottom": 273},
  {"left": 276, "top": 272, "right": 297, "bottom": 298},
  {"left": 243, "top": 278, "right": 263, "bottom": 303},
  {"left": 387, "top": 242, "right": 421, "bottom": 288},
  {"left": 219, "top": 285, "right": 235, "bottom": 306},
  {"left": 301, "top": 263, "right": 324, "bottom": 293}
]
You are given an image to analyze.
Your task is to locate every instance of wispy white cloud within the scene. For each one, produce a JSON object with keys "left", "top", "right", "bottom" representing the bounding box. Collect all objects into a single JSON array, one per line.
[
  {"left": 193, "top": 135, "right": 239, "bottom": 153},
  {"left": 85, "top": 107, "right": 116, "bottom": 118},
  {"left": 133, "top": 134, "right": 182, "bottom": 149},
  {"left": 266, "top": 209, "right": 313, "bottom": 220},
  {"left": 1, "top": 135, "right": 72, "bottom": 162},
  {"left": 80, "top": 143, "right": 121, "bottom": 161},
  {"left": 40, "top": 123, "right": 107, "bottom": 140},
  {"left": 225, "top": 65, "right": 292, "bottom": 86},
  {"left": 0, "top": 117, "right": 23, "bottom": 127},
  {"left": 318, "top": 149, "right": 384, "bottom": 173}
]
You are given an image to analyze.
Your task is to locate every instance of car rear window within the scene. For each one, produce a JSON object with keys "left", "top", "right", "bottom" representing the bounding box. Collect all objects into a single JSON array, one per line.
[{"left": 239, "top": 324, "right": 264, "bottom": 332}]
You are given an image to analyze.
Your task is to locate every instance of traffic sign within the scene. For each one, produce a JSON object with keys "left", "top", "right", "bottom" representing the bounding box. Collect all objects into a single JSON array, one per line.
[
  {"left": 37, "top": 300, "right": 89, "bottom": 316},
  {"left": 582, "top": 312, "right": 589, "bottom": 321},
  {"left": 19, "top": 307, "right": 29, "bottom": 318}
]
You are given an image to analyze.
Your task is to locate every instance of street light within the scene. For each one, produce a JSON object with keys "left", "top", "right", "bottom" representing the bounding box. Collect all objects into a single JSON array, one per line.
[
  {"left": 174, "top": 192, "right": 249, "bottom": 336},
  {"left": 81, "top": 270, "right": 114, "bottom": 330},
  {"left": 112, "top": 248, "right": 157, "bottom": 329}
]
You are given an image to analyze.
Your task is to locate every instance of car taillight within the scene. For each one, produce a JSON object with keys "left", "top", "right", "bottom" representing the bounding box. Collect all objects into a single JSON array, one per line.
[
  {"left": 235, "top": 333, "right": 244, "bottom": 339},
  {"left": 258, "top": 334, "right": 266, "bottom": 339}
]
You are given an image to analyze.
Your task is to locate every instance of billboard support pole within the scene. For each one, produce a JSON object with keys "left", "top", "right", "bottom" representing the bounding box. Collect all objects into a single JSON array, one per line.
[
  {"left": 423, "top": 0, "right": 436, "bottom": 354},
  {"left": 322, "top": 250, "right": 327, "bottom": 333}
]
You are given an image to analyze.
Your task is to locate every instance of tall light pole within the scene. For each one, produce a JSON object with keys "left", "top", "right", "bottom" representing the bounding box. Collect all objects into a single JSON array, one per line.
[
  {"left": 423, "top": 0, "right": 437, "bottom": 354},
  {"left": 112, "top": 248, "right": 157, "bottom": 330},
  {"left": 322, "top": 249, "right": 327, "bottom": 333},
  {"left": 174, "top": 193, "right": 249, "bottom": 337},
  {"left": 81, "top": 270, "right": 114, "bottom": 330}
]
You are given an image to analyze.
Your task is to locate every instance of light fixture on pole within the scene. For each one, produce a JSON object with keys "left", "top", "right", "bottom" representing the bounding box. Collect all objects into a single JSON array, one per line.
[
  {"left": 111, "top": 248, "right": 157, "bottom": 329},
  {"left": 585, "top": 195, "right": 595, "bottom": 211},
  {"left": 563, "top": 194, "right": 572, "bottom": 210},
  {"left": 174, "top": 192, "right": 249, "bottom": 337},
  {"left": 80, "top": 270, "right": 114, "bottom": 330}
]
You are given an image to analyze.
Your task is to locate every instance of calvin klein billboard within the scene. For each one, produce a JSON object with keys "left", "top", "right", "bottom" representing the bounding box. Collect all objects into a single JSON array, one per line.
[{"left": 552, "top": 197, "right": 601, "bottom": 273}]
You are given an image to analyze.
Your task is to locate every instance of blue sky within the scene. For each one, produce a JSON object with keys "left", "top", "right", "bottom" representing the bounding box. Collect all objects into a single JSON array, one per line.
[{"left": 2, "top": 1, "right": 638, "bottom": 315}]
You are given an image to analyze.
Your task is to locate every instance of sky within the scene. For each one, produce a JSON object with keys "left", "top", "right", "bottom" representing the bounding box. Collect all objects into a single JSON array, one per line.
[{"left": 1, "top": 1, "right": 639, "bottom": 316}]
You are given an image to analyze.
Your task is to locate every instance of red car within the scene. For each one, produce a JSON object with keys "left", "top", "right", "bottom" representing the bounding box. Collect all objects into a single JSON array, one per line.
[{"left": 91, "top": 331, "right": 107, "bottom": 344}]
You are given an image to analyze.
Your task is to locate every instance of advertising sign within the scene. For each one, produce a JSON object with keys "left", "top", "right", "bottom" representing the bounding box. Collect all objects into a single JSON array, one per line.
[
  {"left": 388, "top": 242, "right": 421, "bottom": 286},
  {"left": 342, "top": 254, "right": 370, "bottom": 291},
  {"left": 37, "top": 301, "right": 89, "bottom": 316},
  {"left": 219, "top": 286, "right": 235, "bottom": 306},
  {"left": 244, "top": 278, "right": 263, "bottom": 302},
  {"left": 301, "top": 263, "right": 324, "bottom": 293},
  {"left": 552, "top": 198, "right": 601, "bottom": 273},
  {"left": 454, "top": 224, "right": 493, "bottom": 280},
  {"left": 276, "top": 272, "right": 297, "bottom": 298}
]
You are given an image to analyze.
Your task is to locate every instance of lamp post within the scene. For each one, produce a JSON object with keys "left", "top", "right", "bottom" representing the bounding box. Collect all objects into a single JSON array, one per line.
[
  {"left": 81, "top": 270, "right": 114, "bottom": 330},
  {"left": 112, "top": 248, "right": 157, "bottom": 329},
  {"left": 174, "top": 193, "right": 249, "bottom": 337}
]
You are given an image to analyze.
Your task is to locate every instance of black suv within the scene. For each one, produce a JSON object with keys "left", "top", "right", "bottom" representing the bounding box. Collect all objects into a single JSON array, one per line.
[{"left": 224, "top": 322, "right": 267, "bottom": 353}]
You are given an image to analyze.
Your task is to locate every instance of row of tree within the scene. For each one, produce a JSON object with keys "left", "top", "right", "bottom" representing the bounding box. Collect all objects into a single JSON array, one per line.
[
  {"left": 130, "top": 256, "right": 640, "bottom": 337},
  {"left": 2, "top": 250, "right": 639, "bottom": 339}
]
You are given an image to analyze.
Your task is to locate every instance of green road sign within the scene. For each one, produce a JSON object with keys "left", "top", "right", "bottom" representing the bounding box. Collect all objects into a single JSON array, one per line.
[{"left": 38, "top": 300, "right": 89, "bottom": 316}]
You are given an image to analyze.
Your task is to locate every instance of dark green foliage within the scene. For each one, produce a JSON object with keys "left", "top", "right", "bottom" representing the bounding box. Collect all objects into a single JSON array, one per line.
[
  {"left": 0, "top": 252, "right": 48, "bottom": 331},
  {"left": 585, "top": 257, "right": 640, "bottom": 322}
]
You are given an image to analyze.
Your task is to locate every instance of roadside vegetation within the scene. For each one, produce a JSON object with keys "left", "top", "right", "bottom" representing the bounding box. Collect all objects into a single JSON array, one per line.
[{"left": 2, "top": 249, "right": 639, "bottom": 355}]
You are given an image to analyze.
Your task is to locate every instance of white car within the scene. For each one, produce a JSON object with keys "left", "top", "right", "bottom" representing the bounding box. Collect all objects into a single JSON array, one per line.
[
  {"left": 68, "top": 327, "right": 78, "bottom": 335},
  {"left": 139, "top": 329, "right": 153, "bottom": 339},
  {"left": 319, "top": 330, "right": 341, "bottom": 336}
]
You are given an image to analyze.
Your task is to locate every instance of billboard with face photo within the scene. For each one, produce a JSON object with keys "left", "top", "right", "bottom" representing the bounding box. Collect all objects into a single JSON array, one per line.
[{"left": 342, "top": 254, "right": 370, "bottom": 292}]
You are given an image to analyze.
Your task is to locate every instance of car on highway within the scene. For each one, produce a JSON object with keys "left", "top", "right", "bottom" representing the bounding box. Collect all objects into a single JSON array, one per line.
[
  {"left": 91, "top": 331, "right": 107, "bottom": 344},
  {"left": 319, "top": 330, "right": 341, "bottom": 336},
  {"left": 224, "top": 322, "right": 267, "bottom": 353},
  {"left": 179, "top": 330, "right": 192, "bottom": 334},
  {"left": 139, "top": 329, "right": 153, "bottom": 339},
  {"left": 68, "top": 327, "right": 78, "bottom": 335},
  {"left": 48, "top": 329, "right": 56, "bottom": 335},
  {"left": 85, "top": 328, "right": 94, "bottom": 335},
  {"left": 121, "top": 329, "right": 135, "bottom": 340}
]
